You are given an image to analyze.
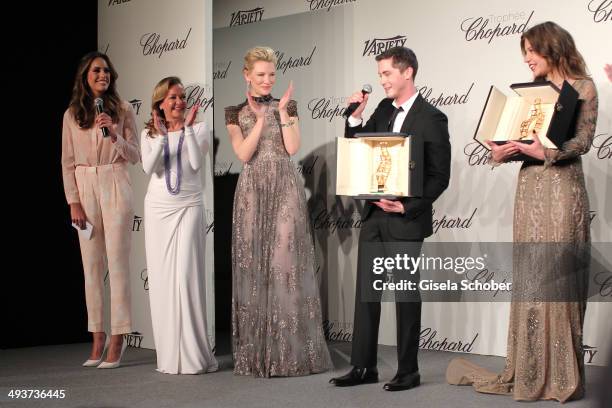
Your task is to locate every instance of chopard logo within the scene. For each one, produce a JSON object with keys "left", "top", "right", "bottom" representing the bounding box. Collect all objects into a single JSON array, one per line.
[
  {"left": 463, "top": 141, "right": 491, "bottom": 166},
  {"left": 129, "top": 99, "right": 142, "bottom": 115},
  {"left": 420, "top": 328, "right": 478, "bottom": 352},
  {"left": 460, "top": 10, "right": 533, "bottom": 44},
  {"left": 323, "top": 320, "right": 353, "bottom": 342},
  {"left": 140, "top": 268, "right": 148, "bottom": 291},
  {"left": 275, "top": 46, "right": 316, "bottom": 74},
  {"left": 296, "top": 156, "right": 319, "bottom": 175},
  {"left": 213, "top": 61, "right": 231, "bottom": 80},
  {"left": 184, "top": 84, "right": 214, "bottom": 113},
  {"left": 418, "top": 83, "right": 474, "bottom": 107},
  {"left": 432, "top": 208, "right": 477, "bottom": 234},
  {"left": 140, "top": 28, "right": 191, "bottom": 58},
  {"left": 132, "top": 215, "right": 143, "bottom": 232},
  {"left": 205, "top": 210, "right": 214, "bottom": 235},
  {"left": 594, "top": 270, "right": 612, "bottom": 298},
  {"left": 312, "top": 209, "right": 363, "bottom": 234},
  {"left": 307, "top": 96, "right": 349, "bottom": 121},
  {"left": 307, "top": 0, "right": 356, "bottom": 12},
  {"left": 587, "top": 0, "right": 612, "bottom": 22},
  {"left": 363, "top": 35, "right": 407, "bottom": 57},
  {"left": 592, "top": 133, "right": 611, "bottom": 159},
  {"left": 214, "top": 161, "right": 235, "bottom": 176},
  {"left": 230, "top": 7, "right": 264, "bottom": 26},
  {"left": 108, "top": 0, "right": 130, "bottom": 5},
  {"left": 464, "top": 267, "right": 511, "bottom": 299}
]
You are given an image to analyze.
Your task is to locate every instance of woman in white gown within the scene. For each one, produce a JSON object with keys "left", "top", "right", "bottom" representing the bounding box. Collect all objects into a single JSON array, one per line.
[{"left": 141, "top": 76, "right": 218, "bottom": 374}]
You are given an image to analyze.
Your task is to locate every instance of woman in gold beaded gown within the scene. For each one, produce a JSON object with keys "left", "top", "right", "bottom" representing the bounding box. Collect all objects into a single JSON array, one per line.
[{"left": 447, "top": 22, "right": 598, "bottom": 402}]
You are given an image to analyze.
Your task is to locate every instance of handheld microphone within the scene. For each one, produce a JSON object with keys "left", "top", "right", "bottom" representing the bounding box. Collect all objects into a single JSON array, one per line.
[
  {"left": 94, "top": 98, "right": 109, "bottom": 137},
  {"left": 343, "top": 84, "right": 372, "bottom": 119}
]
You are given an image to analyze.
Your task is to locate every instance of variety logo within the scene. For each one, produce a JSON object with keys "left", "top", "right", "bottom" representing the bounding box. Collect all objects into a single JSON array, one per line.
[
  {"left": 583, "top": 344, "right": 599, "bottom": 364},
  {"left": 363, "top": 35, "right": 407, "bottom": 57},
  {"left": 132, "top": 215, "right": 143, "bottom": 232},
  {"left": 124, "top": 332, "right": 143, "bottom": 348},
  {"left": 418, "top": 82, "right": 474, "bottom": 108},
  {"left": 587, "top": 0, "right": 612, "bottom": 23},
  {"left": 589, "top": 210, "right": 597, "bottom": 225},
  {"left": 275, "top": 46, "right": 316, "bottom": 74},
  {"left": 230, "top": 7, "right": 264, "bottom": 26},
  {"left": 460, "top": 10, "right": 533, "bottom": 44},
  {"left": 307, "top": 0, "right": 356, "bottom": 12},
  {"left": 129, "top": 99, "right": 142, "bottom": 115},
  {"left": 140, "top": 28, "right": 191, "bottom": 59}
]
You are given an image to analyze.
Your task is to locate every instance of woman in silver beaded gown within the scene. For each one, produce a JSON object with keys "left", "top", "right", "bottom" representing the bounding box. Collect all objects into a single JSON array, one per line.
[{"left": 224, "top": 46, "right": 332, "bottom": 377}]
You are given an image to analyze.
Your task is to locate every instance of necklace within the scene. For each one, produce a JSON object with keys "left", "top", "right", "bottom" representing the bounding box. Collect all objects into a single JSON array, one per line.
[{"left": 163, "top": 132, "right": 184, "bottom": 195}]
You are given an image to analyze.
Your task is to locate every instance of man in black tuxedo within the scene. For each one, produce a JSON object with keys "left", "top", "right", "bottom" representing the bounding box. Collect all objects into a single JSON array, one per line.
[{"left": 329, "top": 47, "right": 451, "bottom": 391}]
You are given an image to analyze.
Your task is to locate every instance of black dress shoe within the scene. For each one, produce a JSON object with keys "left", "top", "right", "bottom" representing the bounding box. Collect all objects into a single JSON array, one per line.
[
  {"left": 329, "top": 366, "right": 378, "bottom": 387},
  {"left": 383, "top": 371, "right": 420, "bottom": 391}
]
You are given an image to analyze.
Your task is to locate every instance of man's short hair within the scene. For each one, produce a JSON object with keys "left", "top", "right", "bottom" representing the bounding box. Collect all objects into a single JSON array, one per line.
[{"left": 375, "top": 47, "right": 418, "bottom": 79}]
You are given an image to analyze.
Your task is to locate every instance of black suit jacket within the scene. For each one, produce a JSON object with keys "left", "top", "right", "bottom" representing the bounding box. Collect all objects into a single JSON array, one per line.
[{"left": 345, "top": 94, "right": 451, "bottom": 239}]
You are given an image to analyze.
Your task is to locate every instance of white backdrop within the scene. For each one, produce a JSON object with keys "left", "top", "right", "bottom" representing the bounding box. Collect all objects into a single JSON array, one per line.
[
  {"left": 98, "top": 0, "right": 215, "bottom": 351},
  {"left": 212, "top": 0, "right": 612, "bottom": 365}
]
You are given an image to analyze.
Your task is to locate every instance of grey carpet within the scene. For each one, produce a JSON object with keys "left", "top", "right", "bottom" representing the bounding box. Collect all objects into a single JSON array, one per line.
[{"left": 0, "top": 341, "right": 605, "bottom": 408}]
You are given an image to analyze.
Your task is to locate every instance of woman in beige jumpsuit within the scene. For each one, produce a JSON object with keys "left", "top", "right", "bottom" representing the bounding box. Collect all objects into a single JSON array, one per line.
[{"left": 61, "top": 52, "right": 139, "bottom": 368}]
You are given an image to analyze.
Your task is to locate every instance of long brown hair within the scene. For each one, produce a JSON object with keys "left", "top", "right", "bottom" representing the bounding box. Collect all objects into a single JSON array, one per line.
[
  {"left": 144, "top": 76, "right": 183, "bottom": 137},
  {"left": 68, "top": 52, "right": 123, "bottom": 129},
  {"left": 520, "top": 22, "right": 589, "bottom": 82}
]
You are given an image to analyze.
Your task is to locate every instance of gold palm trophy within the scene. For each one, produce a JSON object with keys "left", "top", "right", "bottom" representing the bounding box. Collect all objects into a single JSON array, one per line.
[
  {"left": 519, "top": 98, "right": 545, "bottom": 140},
  {"left": 374, "top": 142, "right": 392, "bottom": 193}
]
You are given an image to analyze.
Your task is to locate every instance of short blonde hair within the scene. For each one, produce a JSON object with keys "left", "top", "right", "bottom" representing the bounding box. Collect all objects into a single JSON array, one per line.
[{"left": 243, "top": 46, "right": 277, "bottom": 71}]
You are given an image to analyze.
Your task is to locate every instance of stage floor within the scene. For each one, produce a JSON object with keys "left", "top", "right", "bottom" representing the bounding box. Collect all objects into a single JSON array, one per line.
[{"left": 1, "top": 340, "right": 606, "bottom": 408}]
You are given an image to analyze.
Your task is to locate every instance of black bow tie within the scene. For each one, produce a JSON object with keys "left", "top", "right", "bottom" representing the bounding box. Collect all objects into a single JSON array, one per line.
[
  {"left": 251, "top": 94, "right": 274, "bottom": 103},
  {"left": 388, "top": 106, "right": 404, "bottom": 131}
]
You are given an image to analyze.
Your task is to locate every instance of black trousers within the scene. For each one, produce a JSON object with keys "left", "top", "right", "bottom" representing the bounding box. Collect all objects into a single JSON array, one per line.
[{"left": 350, "top": 208, "right": 423, "bottom": 374}]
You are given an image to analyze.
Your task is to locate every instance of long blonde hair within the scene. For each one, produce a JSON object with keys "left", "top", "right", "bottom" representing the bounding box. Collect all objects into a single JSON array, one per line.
[{"left": 144, "top": 76, "right": 183, "bottom": 137}]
